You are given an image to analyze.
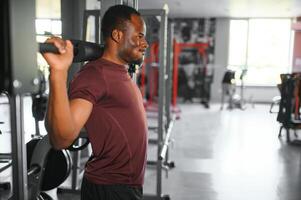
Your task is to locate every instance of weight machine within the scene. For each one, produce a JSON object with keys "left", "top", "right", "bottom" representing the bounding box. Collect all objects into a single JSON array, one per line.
[
  {"left": 1, "top": 0, "right": 40, "bottom": 199},
  {"left": 276, "top": 73, "right": 301, "bottom": 143},
  {"left": 1, "top": 1, "right": 102, "bottom": 198},
  {"left": 173, "top": 41, "right": 210, "bottom": 107},
  {"left": 2, "top": 0, "right": 175, "bottom": 199},
  {"left": 139, "top": 8, "right": 176, "bottom": 200}
]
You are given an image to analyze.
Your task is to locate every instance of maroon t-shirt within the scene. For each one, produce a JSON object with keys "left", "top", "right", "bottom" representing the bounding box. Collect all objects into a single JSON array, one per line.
[{"left": 69, "top": 58, "right": 148, "bottom": 187}]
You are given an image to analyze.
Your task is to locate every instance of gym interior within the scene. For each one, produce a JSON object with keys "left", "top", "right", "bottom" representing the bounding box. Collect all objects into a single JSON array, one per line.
[{"left": 1, "top": 0, "right": 301, "bottom": 199}]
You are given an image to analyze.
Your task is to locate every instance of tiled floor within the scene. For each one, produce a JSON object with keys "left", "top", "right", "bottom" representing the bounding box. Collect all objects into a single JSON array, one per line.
[{"left": 1, "top": 99, "right": 301, "bottom": 200}]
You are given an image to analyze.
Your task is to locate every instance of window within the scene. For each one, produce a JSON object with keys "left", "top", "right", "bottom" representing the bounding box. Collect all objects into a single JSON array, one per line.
[
  {"left": 35, "top": 0, "right": 61, "bottom": 72},
  {"left": 228, "top": 19, "right": 293, "bottom": 86}
]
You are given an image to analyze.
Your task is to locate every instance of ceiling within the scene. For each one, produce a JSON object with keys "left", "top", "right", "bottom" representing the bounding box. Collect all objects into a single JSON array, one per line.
[{"left": 138, "top": 0, "right": 301, "bottom": 18}]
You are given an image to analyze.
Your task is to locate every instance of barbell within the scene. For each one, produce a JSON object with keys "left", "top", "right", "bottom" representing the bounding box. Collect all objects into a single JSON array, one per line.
[
  {"left": 39, "top": 39, "right": 104, "bottom": 63},
  {"left": 38, "top": 39, "right": 140, "bottom": 73}
]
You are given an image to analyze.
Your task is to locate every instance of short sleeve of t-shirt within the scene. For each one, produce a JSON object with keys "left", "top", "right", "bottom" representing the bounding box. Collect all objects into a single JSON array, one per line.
[{"left": 68, "top": 64, "right": 106, "bottom": 105}]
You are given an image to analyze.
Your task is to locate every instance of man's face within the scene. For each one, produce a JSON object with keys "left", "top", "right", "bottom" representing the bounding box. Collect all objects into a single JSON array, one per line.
[{"left": 118, "top": 15, "right": 148, "bottom": 65}]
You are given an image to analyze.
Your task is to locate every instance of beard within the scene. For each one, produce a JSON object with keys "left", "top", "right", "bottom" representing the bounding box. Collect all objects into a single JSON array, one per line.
[
  {"left": 127, "top": 55, "right": 145, "bottom": 75},
  {"left": 131, "top": 55, "right": 144, "bottom": 67},
  {"left": 119, "top": 46, "right": 145, "bottom": 67}
]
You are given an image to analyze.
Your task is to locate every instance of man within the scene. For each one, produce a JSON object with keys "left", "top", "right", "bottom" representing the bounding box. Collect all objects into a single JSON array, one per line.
[{"left": 42, "top": 5, "right": 149, "bottom": 200}]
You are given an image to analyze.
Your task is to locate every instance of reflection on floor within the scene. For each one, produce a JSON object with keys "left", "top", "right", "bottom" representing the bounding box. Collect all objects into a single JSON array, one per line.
[
  {"left": 1, "top": 102, "right": 301, "bottom": 200},
  {"left": 145, "top": 103, "right": 301, "bottom": 200}
]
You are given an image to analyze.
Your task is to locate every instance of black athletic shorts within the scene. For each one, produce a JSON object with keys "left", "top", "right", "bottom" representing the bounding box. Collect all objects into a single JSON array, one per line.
[{"left": 81, "top": 177, "right": 143, "bottom": 200}]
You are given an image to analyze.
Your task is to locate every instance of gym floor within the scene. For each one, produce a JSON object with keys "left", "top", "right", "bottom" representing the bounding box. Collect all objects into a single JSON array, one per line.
[{"left": 1, "top": 99, "right": 301, "bottom": 200}]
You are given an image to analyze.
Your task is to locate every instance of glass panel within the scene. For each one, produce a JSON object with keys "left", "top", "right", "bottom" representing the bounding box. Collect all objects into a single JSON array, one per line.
[
  {"left": 51, "top": 20, "right": 62, "bottom": 35},
  {"left": 228, "top": 18, "right": 292, "bottom": 86},
  {"left": 248, "top": 19, "right": 291, "bottom": 68},
  {"left": 228, "top": 20, "right": 248, "bottom": 67},
  {"left": 35, "top": 19, "right": 51, "bottom": 35},
  {"left": 246, "top": 19, "right": 291, "bottom": 85}
]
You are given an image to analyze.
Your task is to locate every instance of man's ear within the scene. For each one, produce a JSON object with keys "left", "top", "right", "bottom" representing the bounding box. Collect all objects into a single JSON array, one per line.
[{"left": 111, "top": 29, "right": 123, "bottom": 43}]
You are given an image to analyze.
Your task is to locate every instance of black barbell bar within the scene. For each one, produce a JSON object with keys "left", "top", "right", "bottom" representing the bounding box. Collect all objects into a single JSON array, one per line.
[
  {"left": 39, "top": 39, "right": 139, "bottom": 76},
  {"left": 38, "top": 40, "right": 104, "bottom": 63}
]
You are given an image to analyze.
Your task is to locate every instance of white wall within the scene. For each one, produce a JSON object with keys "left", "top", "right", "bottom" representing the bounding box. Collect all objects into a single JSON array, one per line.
[{"left": 211, "top": 18, "right": 280, "bottom": 103}]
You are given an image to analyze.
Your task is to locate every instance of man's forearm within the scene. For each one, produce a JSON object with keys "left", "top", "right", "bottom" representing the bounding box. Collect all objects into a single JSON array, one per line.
[{"left": 46, "top": 71, "right": 76, "bottom": 149}]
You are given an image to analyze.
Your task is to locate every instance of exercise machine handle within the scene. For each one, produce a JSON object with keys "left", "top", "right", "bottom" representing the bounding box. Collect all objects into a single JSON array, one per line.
[
  {"left": 159, "top": 116, "right": 176, "bottom": 160},
  {"left": 38, "top": 39, "right": 104, "bottom": 63}
]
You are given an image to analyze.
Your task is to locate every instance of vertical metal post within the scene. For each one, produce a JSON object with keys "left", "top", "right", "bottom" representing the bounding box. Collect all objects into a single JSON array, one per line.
[
  {"left": 4, "top": 0, "right": 38, "bottom": 198},
  {"left": 95, "top": 11, "right": 100, "bottom": 44},
  {"left": 165, "top": 21, "right": 173, "bottom": 125},
  {"left": 130, "top": 0, "right": 139, "bottom": 82},
  {"left": 99, "top": 0, "right": 103, "bottom": 44},
  {"left": 157, "top": 9, "right": 167, "bottom": 197},
  {"left": 10, "top": 95, "right": 28, "bottom": 200},
  {"left": 133, "top": 0, "right": 138, "bottom": 9},
  {"left": 172, "top": 39, "right": 179, "bottom": 107},
  {"left": 82, "top": 11, "right": 88, "bottom": 41},
  {"left": 61, "top": 0, "right": 86, "bottom": 84},
  {"left": 132, "top": 0, "right": 138, "bottom": 82},
  {"left": 164, "top": 21, "right": 173, "bottom": 167}
]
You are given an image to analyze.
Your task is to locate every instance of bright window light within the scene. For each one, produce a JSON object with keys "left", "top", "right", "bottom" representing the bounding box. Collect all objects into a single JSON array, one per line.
[
  {"left": 228, "top": 19, "right": 292, "bottom": 86},
  {"left": 228, "top": 20, "right": 248, "bottom": 67},
  {"left": 35, "top": 19, "right": 52, "bottom": 35},
  {"left": 51, "top": 20, "right": 62, "bottom": 35}
]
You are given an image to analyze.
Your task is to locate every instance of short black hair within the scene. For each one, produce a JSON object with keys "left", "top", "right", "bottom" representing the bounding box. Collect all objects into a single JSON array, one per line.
[{"left": 101, "top": 5, "right": 141, "bottom": 40}]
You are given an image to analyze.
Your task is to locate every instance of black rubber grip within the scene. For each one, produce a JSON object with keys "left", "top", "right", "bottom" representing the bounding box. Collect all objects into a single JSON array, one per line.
[
  {"left": 38, "top": 40, "right": 104, "bottom": 63},
  {"left": 39, "top": 43, "right": 59, "bottom": 54}
]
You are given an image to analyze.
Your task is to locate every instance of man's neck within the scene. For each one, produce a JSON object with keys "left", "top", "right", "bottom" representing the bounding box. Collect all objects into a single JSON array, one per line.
[{"left": 101, "top": 51, "right": 129, "bottom": 70}]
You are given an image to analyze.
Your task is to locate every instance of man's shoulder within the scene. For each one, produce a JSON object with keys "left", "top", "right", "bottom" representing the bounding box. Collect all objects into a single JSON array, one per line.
[
  {"left": 71, "top": 60, "right": 105, "bottom": 84},
  {"left": 83, "top": 58, "right": 105, "bottom": 70},
  {"left": 79, "top": 59, "right": 106, "bottom": 75}
]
